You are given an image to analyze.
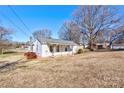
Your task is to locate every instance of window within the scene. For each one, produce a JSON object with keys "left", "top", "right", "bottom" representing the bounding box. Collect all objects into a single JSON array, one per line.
[
  {"left": 57, "top": 45, "right": 59, "bottom": 52},
  {"left": 65, "top": 45, "right": 71, "bottom": 51},
  {"left": 65, "top": 47, "right": 68, "bottom": 51},
  {"left": 97, "top": 45, "right": 103, "bottom": 49},
  {"left": 49, "top": 46, "right": 53, "bottom": 52}
]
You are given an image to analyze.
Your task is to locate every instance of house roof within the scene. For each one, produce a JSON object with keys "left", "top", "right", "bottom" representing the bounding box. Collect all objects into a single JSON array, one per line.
[{"left": 37, "top": 37, "right": 78, "bottom": 46}]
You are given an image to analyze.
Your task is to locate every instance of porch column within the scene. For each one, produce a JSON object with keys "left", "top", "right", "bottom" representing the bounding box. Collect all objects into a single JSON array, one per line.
[
  {"left": 60, "top": 45, "right": 62, "bottom": 56},
  {"left": 72, "top": 45, "right": 74, "bottom": 55},
  {"left": 53, "top": 45, "right": 56, "bottom": 56}
]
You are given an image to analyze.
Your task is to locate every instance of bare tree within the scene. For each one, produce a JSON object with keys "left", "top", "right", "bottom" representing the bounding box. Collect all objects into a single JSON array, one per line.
[
  {"left": 95, "top": 31, "right": 105, "bottom": 43},
  {"left": 59, "top": 21, "right": 81, "bottom": 44},
  {"left": 0, "top": 26, "right": 12, "bottom": 54},
  {"left": 73, "top": 5, "right": 124, "bottom": 50},
  {"left": 0, "top": 26, "right": 12, "bottom": 40},
  {"left": 109, "top": 26, "right": 124, "bottom": 46},
  {"left": 33, "top": 29, "right": 52, "bottom": 39}
]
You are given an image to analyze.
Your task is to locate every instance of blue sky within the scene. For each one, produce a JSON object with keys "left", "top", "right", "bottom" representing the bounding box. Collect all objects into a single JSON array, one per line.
[{"left": 0, "top": 5, "right": 124, "bottom": 42}]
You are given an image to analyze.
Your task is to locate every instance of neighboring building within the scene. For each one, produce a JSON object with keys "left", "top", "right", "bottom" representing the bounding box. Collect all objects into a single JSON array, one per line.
[
  {"left": 111, "top": 37, "right": 124, "bottom": 49},
  {"left": 94, "top": 41, "right": 110, "bottom": 49},
  {"left": 28, "top": 37, "right": 81, "bottom": 57}
]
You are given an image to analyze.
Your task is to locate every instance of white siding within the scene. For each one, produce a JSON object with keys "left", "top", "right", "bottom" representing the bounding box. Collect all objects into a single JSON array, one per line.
[
  {"left": 31, "top": 39, "right": 81, "bottom": 57},
  {"left": 72, "top": 45, "right": 83, "bottom": 53},
  {"left": 111, "top": 45, "right": 124, "bottom": 49},
  {"left": 41, "top": 44, "right": 52, "bottom": 57},
  {"left": 32, "top": 40, "right": 42, "bottom": 56},
  {"left": 41, "top": 45, "right": 79, "bottom": 57}
]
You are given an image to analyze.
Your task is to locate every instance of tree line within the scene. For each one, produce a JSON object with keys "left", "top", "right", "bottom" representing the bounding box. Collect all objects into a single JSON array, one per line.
[
  {"left": 0, "top": 26, "right": 12, "bottom": 54},
  {"left": 59, "top": 6, "right": 124, "bottom": 50},
  {"left": 0, "top": 26, "right": 26, "bottom": 54},
  {"left": 33, "top": 6, "right": 124, "bottom": 50}
]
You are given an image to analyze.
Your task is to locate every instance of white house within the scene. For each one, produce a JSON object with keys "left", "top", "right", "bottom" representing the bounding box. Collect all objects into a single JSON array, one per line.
[
  {"left": 111, "top": 36, "right": 124, "bottom": 49},
  {"left": 28, "top": 37, "right": 81, "bottom": 57}
]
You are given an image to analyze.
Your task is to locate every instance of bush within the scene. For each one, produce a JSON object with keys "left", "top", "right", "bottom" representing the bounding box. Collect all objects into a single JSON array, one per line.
[
  {"left": 77, "top": 49, "right": 83, "bottom": 54},
  {"left": 24, "top": 52, "right": 37, "bottom": 59}
]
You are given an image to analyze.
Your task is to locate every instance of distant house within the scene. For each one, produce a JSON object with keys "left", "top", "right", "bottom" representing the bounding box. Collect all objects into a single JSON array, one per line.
[
  {"left": 94, "top": 41, "right": 110, "bottom": 49},
  {"left": 111, "top": 37, "right": 124, "bottom": 49},
  {"left": 28, "top": 37, "right": 81, "bottom": 57}
]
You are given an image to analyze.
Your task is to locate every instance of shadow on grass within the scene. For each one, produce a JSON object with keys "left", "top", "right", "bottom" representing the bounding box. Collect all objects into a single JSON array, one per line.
[
  {"left": 3, "top": 51, "right": 17, "bottom": 54},
  {"left": 93, "top": 49, "right": 124, "bottom": 52},
  {"left": 0, "top": 58, "right": 29, "bottom": 73},
  {"left": 111, "top": 49, "right": 124, "bottom": 51},
  {"left": 0, "top": 58, "right": 23, "bottom": 69}
]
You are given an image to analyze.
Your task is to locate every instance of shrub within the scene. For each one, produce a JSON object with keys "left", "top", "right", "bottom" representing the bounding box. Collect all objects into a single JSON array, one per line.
[
  {"left": 77, "top": 49, "right": 83, "bottom": 54},
  {"left": 24, "top": 52, "right": 37, "bottom": 59}
]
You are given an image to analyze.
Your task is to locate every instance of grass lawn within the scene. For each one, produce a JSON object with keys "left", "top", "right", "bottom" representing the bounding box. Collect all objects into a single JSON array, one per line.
[{"left": 0, "top": 51, "right": 124, "bottom": 88}]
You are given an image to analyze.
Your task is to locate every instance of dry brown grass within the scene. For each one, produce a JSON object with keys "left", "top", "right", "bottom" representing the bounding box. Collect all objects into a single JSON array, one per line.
[{"left": 0, "top": 51, "right": 124, "bottom": 88}]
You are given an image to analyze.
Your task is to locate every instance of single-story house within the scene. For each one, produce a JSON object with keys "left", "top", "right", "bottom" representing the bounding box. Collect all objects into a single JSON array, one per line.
[
  {"left": 95, "top": 42, "right": 109, "bottom": 49},
  {"left": 111, "top": 44, "right": 124, "bottom": 49},
  {"left": 28, "top": 37, "right": 81, "bottom": 57},
  {"left": 92, "top": 41, "right": 110, "bottom": 50}
]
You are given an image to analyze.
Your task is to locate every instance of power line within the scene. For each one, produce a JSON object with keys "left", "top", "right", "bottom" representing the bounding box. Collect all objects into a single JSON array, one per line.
[
  {"left": 0, "top": 11, "right": 29, "bottom": 37},
  {"left": 8, "top": 5, "right": 31, "bottom": 35}
]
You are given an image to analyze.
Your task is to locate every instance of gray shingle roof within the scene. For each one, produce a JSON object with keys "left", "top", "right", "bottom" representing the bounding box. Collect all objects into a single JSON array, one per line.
[{"left": 37, "top": 37, "right": 78, "bottom": 46}]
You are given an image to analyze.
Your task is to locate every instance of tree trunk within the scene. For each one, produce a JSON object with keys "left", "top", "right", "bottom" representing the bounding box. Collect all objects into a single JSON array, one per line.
[
  {"left": 108, "top": 42, "right": 112, "bottom": 49},
  {"left": 88, "top": 40, "right": 94, "bottom": 51}
]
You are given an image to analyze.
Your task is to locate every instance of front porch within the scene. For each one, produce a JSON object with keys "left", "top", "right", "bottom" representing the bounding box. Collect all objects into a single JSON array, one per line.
[{"left": 48, "top": 44, "right": 74, "bottom": 56}]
